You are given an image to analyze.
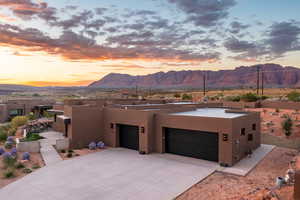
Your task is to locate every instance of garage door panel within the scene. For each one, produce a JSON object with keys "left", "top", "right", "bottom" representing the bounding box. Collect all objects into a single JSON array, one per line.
[
  {"left": 119, "top": 125, "right": 139, "bottom": 151},
  {"left": 165, "top": 128, "right": 219, "bottom": 162}
]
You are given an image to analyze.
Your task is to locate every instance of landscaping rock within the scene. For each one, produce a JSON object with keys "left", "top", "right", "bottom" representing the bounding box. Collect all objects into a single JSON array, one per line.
[{"left": 88, "top": 142, "right": 97, "bottom": 150}]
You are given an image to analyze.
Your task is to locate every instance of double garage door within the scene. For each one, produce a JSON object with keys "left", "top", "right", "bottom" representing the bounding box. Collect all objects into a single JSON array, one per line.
[
  {"left": 118, "top": 125, "right": 219, "bottom": 162},
  {"left": 165, "top": 128, "right": 219, "bottom": 162}
]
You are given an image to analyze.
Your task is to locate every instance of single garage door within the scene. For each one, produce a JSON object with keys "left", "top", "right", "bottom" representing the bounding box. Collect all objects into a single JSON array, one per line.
[
  {"left": 119, "top": 124, "right": 139, "bottom": 150},
  {"left": 165, "top": 128, "right": 219, "bottom": 162}
]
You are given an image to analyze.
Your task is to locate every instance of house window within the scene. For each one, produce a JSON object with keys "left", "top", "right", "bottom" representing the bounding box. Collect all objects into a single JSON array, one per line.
[
  {"left": 241, "top": 128, "right": 246, "bottom": 136},
  {"left": 223, "top": 134, "right": 228, "bottom": 141},
  {"left": 252, "top": 123, "right": 256, "bottom": 131},
  {"left": 248, "top": 134, "right": 253, "bottom": 141},
  {"left": 110, "top": 123, "right": 114, "bottom": 129}
]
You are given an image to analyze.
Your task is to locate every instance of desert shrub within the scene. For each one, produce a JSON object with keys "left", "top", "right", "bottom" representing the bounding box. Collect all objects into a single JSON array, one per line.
[
  {"left": 4, "top": 141, "right": 13, "bottom": 149},
  {"left": 15, "top": 162, "right": 25, "bottom": 169},
  {"left": 27, "top": 112, "right": 37, "bottom": 121},
  {"left": 174, "top": 93, "right": 181, "bottom": 98},
  {"left": 22, "top": 152, "right": 30, "bottom": 161},
  {"left": 287, "top": 91, "right": 300, "bottom": 102},
  {"left": 22, "top": 168, "right": 32, "bottom": 174},
  {"left": 282, "top": 117, "right": 293, "bottom": 137},
  {"left": 182, "top": 93, "right": 193, "bottom": 101},
  {"left": 68, "top": 149, "right": 74, "bottom": 153},
  {"left": 43, "top": 111, "right": 54, "bottom": 118},
  {"left": 225, "top": 96, "right": 240, "bottom": 102},
  {"left": 11, "top": 116, "right": 28, "bottom": 129},
  {"left": 66, "top": 153, "right": 73, "bottom": 158},
  {"left": 7, "top": 127, "right": 17, "bottom": 136},
  {"left": 240, "top": 93, "right": 259, "bottom": 102},
  {"left": 276, "top": 108, "right": 280, "bottom": 113},
  {"left": 260, "top": 95, "right": 269, "bottom": 100},
  {"left": 88, "top": 142, "right": 97, "bottom": 150},
  {"left": 60, "top": 149, "right": 66, "bottom": 153},
  {"left": 32, "top": 164, "right": 40, "bottom": 169},
  {"left": 3, "top": 170, "right": 15, "bottom": 178},
  {"left": 75, "top": 153, "right": 80, "bottom": 157},
  {"left": 2, "top": 152, "right": 16, "bottom": 168},
  {"left": 0, "top": 130, "right": 7, "bottom": 141}
]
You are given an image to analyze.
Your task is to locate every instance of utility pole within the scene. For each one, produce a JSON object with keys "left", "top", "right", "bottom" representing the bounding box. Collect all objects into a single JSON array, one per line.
[
  {"left": 135, "top": 84, "right": 138, "bottom": 97},
  {"left": 261, "top": 71, "right": 264, "bottom": 96},
  {"left": 256, "top": 66, "right": 260, "bottom": 95},
  {"left": 203, "top": 72, "right": 206, "bottom": 96}
]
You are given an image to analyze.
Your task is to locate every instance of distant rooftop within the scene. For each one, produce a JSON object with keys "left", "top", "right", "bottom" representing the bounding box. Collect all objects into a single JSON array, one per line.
[{"left": 171, "top": 108, "right": 246, "bottom": 119}]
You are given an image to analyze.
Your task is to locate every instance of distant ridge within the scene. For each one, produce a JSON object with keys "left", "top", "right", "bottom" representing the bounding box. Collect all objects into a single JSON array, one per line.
[{"left": 89, "top": 63, "right": 300, "bottom": 89}]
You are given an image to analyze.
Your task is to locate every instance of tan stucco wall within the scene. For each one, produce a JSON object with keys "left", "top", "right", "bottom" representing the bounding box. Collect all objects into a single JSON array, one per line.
[{"left": 65, "top": 106, "right": 103, "bottom": 149}]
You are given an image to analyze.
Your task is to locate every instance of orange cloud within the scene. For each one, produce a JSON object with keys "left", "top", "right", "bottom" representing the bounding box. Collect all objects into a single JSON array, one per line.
[
  {"left": 0, "top": 13, "right": 16, "bottom": 22},
  {"left": 23, "top": 80, "right": 94, "bottom": 87}
]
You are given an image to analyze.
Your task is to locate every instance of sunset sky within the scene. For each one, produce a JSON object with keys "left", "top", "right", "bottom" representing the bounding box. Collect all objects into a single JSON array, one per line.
[{"left": 0, "top": 0, "right": 300, "bottom": 86}]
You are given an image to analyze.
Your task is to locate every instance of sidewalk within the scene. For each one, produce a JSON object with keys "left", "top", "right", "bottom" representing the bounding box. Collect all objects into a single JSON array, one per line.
[{"left": 39, "top": 131, "right": 64, "bottom": 166}]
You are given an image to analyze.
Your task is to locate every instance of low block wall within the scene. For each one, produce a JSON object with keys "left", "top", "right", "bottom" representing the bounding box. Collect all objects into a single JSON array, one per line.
[
  {"left": 261, "top": 134, "right": 300, "bottom": 149},
  {"left": 16, "top": 140, "right": 40, "bottom": 153},
  {"left": 223, "top": 101, "right": 258, "bottom": 109}
]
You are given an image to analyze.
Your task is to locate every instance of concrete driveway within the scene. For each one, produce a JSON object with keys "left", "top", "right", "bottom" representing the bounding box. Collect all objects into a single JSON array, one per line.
[{"left": 0, "top": 148, "right": 219, "bottom": 200}]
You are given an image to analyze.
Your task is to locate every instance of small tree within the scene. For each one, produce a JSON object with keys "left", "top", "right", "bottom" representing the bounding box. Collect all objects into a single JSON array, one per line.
[{"left": 282, "top": 117, "right": 293, "bottom": 137}]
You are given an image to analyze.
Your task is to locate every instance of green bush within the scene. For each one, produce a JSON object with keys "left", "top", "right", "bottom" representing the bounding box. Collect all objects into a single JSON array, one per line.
[
  {"left": 22, "top": 168, "right": 32, "bottom": 174},
  {"left": 3, "top": 155, "right": 16, "bottom": 168},
  {"left": 32, "top": 164, "right": 40, "bottom": 169},
  {"left": 20, "top": 133, "right": 44, "bottom": 142},
  {"left": 287, "top": 91, "right": 300, "bottom": 102},
  {"left": 27, "top": 112, "right": 37, "bottom": 121},
  {"left": 3, "top": 170, "right": 15, "bottom": 179},
  {"left": 225, "top": 96, "right": 240, "bottom": 102},
  {"left": 43, "top": 111, "right": 54, "bottom": 118},
  {"left": 240, "top": 93, "right": 259, "bottom": 102},
  {"left": 7, "top": 127, "right": 17, "bottom": 136},
  {"left": 60, "top": 149, "right": 66, "bottom": 153},
  {"left": 15, "top": 162, "right": 25, "bottom": 169},
  {"left": 68, "top": 149, "right": 74, "bottom": 153},
  {"left": 182, "top": 93, "right": 193, "bottom": 100},
  {"left": 0, "top": 130, "right": 7, "bottom": 142},
  {"left": 11, "top": 116, "right": 28, "bottom": 129},
  {"left": 282, "top": 116, "right": 293, "bottom": 137},
  {"left": 4, "top": 142, "right": 13, "bottom": 149}
]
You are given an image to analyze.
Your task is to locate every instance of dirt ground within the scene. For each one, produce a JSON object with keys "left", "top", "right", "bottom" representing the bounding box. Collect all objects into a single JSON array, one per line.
[
  {"left": 246, "top": 108, "right": 300, "bottom": 139},
  {"left": 58, "top": 148, "right": 106, "bottom": 160},
  {"left": 177, "top": 147, "right": 298, "bottom": 200},
  {"left": 0, "top": 142, "right": 44, "bottom": 189}
]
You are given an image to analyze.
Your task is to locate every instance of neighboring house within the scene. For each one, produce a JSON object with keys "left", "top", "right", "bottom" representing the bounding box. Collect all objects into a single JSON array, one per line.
[
  {"left": 0, "top": 99, "right": 55, "bottom": 122},
  {"left": 51, "top": 99, "right": 260, "bottom": 167}
]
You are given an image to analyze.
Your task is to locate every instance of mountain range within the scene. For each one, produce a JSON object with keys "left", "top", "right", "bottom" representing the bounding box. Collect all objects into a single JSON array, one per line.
[{"left": 89, "top": 64, "right": 300, "bottom": 89}]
